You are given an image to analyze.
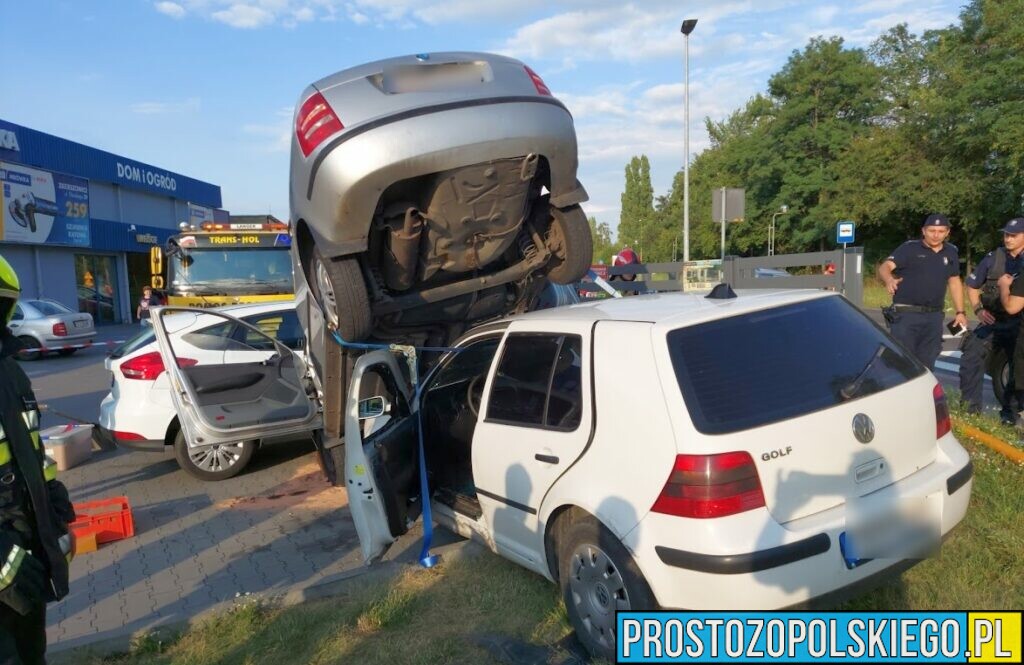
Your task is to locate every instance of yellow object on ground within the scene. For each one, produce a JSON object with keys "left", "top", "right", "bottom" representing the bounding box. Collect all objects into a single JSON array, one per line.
[{"left": 956, "top": 423, "right": 1024, "bottom": 464}]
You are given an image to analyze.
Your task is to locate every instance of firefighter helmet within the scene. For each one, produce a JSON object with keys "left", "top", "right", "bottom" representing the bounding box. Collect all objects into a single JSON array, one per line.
[{"left": 0, "top": 254, "right": 20, "bottom": 325}]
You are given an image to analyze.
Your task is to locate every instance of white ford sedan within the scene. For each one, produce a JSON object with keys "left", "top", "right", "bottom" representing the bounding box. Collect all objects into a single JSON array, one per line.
[
  {"left": 98, "top": 301, "right": 310, "bottom": 480},
  {"left": 149, "top": 289, "right": 972, "bottom": 659}
]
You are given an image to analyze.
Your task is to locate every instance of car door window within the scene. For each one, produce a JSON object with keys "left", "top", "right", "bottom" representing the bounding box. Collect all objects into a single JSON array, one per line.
[
  {"left": 544, "top": 336, "right": 582, "bottom": 430},
  {"left": 11, "top": 305, "right": 23, "bottom": 321},
  {"left": 486, "top": 334, "right": 583, "bottom": 430},
  {"left": 240, "top": 310, "right": 304, "bottom": 351}
]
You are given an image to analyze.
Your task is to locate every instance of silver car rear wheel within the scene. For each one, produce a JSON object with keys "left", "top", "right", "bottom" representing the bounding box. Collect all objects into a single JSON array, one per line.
[
  {"left": 546, "top": 204, "right": 593, "bottom": 285},
  {"left": 311, "top": 249, "right": 371, "bottom": 342}
]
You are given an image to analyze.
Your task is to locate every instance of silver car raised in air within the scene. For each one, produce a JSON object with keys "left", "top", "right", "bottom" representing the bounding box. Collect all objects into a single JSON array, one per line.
[{"left": 289, "top": 52, "right": 593, "bottom": 474}]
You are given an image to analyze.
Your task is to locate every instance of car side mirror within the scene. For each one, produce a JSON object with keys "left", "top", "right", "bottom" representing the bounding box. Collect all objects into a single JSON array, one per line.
[{"left": 358, "top": 396, "right": 390, "bottom": 420}]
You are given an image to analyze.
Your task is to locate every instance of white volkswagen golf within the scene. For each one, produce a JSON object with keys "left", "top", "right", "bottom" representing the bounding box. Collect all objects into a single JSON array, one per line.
[{"left": 148, "top": 289, "right": 972, "bottom": 659}]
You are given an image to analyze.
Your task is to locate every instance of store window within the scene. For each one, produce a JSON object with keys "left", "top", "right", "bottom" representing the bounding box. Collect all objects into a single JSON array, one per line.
[{"left": 75, "top": 254, "right": 121, "bottom": 324}]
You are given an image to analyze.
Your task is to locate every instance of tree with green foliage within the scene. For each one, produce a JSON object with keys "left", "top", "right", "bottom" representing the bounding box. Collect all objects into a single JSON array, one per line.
[
  {"left": 619, "top": 155, "right": 655, "bottom": 254},
  {"left": 631, "top": 1, "right": 1024, "bottom": 267},
  {"left": 588, "top": 216, "right": 615, "bottom": 264}
]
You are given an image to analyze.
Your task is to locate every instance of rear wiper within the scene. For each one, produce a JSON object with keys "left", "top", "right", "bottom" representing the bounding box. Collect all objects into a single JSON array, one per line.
[{"left": 840, "top": 344, "right": 887, "bottom": 400}]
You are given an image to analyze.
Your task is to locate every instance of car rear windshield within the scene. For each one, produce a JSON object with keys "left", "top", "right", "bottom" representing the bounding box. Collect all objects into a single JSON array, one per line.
[
  {"left": 29, "top": 300, "right": 73, "bottom": 316},
  {"left": 666, "top": 296, "right": 924, "bottom": 435},
  {"left": 110, "top": 328, "right": 155, "bottom": 359}
]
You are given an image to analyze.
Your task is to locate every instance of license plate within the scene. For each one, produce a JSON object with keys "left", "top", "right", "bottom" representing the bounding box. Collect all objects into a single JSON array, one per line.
[
  {"left": 839, "top": 532, "right": 872, "bottom": 570},
  {"left": 74, "top": 320, "right": 88, "bottom": 328}
]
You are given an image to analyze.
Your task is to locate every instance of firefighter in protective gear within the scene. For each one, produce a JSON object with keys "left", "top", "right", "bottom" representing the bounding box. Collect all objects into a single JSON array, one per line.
[{"left": 0, "top": 254, "right": 75, "bottom": 665}]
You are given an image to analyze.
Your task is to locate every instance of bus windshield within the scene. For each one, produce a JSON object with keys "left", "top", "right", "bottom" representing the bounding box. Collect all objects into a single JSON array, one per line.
[{"left": 169, "top": 247, "right": 293, "bottom": 295}]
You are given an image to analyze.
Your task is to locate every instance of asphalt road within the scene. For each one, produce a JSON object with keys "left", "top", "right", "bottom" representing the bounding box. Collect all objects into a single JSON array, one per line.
[{"left": 18, "top": 323, "right": 142, "bottom": 431}]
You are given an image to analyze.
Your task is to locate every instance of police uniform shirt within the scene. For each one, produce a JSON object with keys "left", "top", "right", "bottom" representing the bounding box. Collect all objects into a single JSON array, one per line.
[
  {"left": 965, "top": 250, "right": 1024, "bottom": 289},
  {"left": 1010, "top": 273, "right": 1024, "bottom": 300},
  {"left": 887, "top": 240, "right": 959, "bottom": 308}
]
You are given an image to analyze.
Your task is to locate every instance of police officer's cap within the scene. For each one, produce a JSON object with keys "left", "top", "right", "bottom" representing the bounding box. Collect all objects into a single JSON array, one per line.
[
  {"left": 923, "top": 213, "right": 950, "bottom": 228},
  {"left": 1002, "top": 217, "right": 1024, "bottom": 234}
]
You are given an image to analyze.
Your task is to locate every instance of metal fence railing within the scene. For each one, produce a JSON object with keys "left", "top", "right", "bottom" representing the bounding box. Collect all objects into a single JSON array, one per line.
[{"left": 578, "top": 247, "right": 863, "bottom": 307}]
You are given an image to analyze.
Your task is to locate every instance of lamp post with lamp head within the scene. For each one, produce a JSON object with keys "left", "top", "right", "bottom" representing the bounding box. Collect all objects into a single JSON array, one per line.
[{"left": 681, "top": 18, "right": 697, "bottom": 262}]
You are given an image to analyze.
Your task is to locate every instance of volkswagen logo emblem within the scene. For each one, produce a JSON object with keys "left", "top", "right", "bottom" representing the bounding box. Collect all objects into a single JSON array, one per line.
[{"left": 852, "top": 414, "right": 875, "bottom": 444}]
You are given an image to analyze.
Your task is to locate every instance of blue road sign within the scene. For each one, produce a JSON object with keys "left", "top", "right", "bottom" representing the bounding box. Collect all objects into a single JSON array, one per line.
[{"left": 836, "top": 220, "right": 855, "bottom": 244}]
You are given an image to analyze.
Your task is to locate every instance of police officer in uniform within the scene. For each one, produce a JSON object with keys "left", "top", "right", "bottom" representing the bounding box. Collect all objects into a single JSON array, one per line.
[
  {"left": 877, "top": 213, "right": 967, "bottom": 371},
  {"left": 958, "top": 218, "right": 1024, "bottom": 421},
  {"left": 0, "top": 255, "right": 75, "bottom": 665}
]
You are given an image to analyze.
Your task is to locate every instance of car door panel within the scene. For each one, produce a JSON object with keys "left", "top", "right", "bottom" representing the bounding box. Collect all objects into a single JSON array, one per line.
[
  {"left": 344, "top": 350, "right": 419, "bottom": 563},
  {"left": 471, "top": 322, "right": 594, "bottom": 569},
  {"left": 150, "top": 307, "right": 320, "bottom": 447}
]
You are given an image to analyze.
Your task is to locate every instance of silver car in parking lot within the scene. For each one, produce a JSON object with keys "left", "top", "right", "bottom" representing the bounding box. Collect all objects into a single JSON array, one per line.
[
  {"left": 9, "top": 298, "right": 95, "bottom": 360},
  {"left": 289, "top": 51, "right": 594, "bottom": 464}
]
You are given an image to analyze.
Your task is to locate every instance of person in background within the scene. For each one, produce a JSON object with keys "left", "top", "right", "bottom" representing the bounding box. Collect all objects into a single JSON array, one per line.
[
  {"left": 0, "top": 254, "right": 76, "bottom": 665},
  {"left": 959, "top": 218, "right": 1024, "bottom": 423},
  {"left": 136, "top": 285, "right": 159, "bottom": 326},
  {"left": 877, "top": 213, "right": 967, "bottom": 371}
]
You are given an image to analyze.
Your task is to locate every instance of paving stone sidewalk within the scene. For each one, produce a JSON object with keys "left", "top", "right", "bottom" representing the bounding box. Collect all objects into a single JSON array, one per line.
[{"left": 48, "top": 440, "right": 393, "bottom": 652}]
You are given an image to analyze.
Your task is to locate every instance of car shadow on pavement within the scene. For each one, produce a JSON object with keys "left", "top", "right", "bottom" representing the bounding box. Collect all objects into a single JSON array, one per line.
[
  {"left": 241, "top": 436, "right": 317, "bottom": 475},
  {"left": 68, "top": 453, "right": 180, "bottom": 502}
]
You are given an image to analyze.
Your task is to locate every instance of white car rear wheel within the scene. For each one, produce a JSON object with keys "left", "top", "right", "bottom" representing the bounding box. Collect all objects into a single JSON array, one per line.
[
  {"left": 558, "top": 516, "right": 657, "bottom": 661},
  {"left": 173, "top": 430, "right": 255, "bottom": 481}
]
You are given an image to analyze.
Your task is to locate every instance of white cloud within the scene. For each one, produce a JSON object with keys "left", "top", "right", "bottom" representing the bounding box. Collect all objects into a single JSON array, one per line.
[
  {"left": 211, "top": 4, "right": 275, "bottom": 28},
  {"left": 242, "top": 107, "right": 294, "bottom": 153},
  {"left": 154, "top": 1, "right": 186, "bottom": 19},
  {"left": 130, "top": 97, "right": 202, "bottom": 114}
]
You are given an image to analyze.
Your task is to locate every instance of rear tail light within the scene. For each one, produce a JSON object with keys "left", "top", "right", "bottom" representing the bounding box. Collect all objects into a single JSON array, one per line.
[
  {"left": 524, "top": 66, "right": 552, "bottom": 96},
  {"left": 652, "top": 452, "right": 766, "bottom": 519},
  {"left": 120, "top": 351, "right": 198, "bottom": 381},
  {"left": 295, "top": 91, "right": 344, "bottom": 157},
  {"left": 934, "top": 383, "right": 951, "bottom": 438},
  {"left": 52, "top": 322, "right": 67, "bottom": 336}
]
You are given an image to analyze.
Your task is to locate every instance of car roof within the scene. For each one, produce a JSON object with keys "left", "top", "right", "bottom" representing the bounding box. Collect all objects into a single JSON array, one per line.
[{"left": 506, "top": 289, "right": 837, "bottom": 327}]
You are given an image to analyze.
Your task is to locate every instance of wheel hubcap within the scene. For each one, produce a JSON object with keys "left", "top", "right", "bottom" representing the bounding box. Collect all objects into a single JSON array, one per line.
[
  {"left": 315, "top": 260, "right": 338, "bottom": 326},
  {"left": 568, "top": 543, "right": 630, "bottom": 650},
  {"left": 189, "top": 442, "right": 245, "bottom": 472}
]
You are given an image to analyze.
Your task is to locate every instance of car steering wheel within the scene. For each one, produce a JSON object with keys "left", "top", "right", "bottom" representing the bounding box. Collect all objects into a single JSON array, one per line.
[{"left": 467, "top": 375, "right": 485, "bottom": 418}]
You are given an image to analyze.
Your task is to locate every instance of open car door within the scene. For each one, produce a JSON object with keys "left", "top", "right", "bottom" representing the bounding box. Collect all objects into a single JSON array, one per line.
[
  {"left": 150, "top": 307, "right": 321, "bottom": 454},
  {"left": 344, "top": 350, "right": 420, "bottom": 563}
]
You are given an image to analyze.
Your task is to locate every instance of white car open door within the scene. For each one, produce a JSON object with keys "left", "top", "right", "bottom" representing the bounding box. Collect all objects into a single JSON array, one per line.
[
  {"left": 150, "top": 307, "right": 321, "bottom": 451},
  {"left": 344, "top": 350, "right": 420, "bottom": 563}
]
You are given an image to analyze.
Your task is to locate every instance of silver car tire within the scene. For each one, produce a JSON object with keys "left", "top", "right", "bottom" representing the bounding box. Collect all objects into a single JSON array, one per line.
[
  {"left": 546, "top": 205, "right": 593, "bottom": 285},
  {"left": 17, "top": 335, "right": 42, "bottom": 361},
  {"left": 312, "top": 249, "right": 372, "bottom": 342},
  {"left": 558, "top": 517, "right": 657, "bottom": 661},
  {"left": 173, "top": 430, "right": 255, "bottom": 481}
]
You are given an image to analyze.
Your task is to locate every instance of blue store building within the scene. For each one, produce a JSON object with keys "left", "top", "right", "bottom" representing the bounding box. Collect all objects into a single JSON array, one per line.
[{"left": 0, "top": 119, "right": 226, "bottom": 324}]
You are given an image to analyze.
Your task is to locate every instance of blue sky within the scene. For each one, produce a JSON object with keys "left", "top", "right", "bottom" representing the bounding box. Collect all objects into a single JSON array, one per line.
[{"left": 0, "top": 1, "right": 966, "bottom": 236}]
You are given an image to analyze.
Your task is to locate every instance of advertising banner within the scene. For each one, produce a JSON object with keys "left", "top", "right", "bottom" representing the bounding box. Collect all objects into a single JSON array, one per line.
[
  {"left": 0, "top": 161, "right": 90, "bottom": 246},
  {"left": 188, "top": 202, "right": 214, "bottom": 226}
]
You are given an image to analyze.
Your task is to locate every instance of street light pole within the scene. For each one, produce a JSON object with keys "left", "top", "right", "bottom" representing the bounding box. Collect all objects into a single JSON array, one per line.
[
  {"left": 681, "top": 18, "right": 697, "bottom": 263},
  {"left": 769, "top": 204, "right": 789, "bottom": 256}
]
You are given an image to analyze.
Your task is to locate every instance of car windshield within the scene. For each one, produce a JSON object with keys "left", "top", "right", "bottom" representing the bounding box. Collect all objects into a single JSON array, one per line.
[
  {"left": 169, "top": 248, "right": 292, "bottom": 295},
  {"left": 666, "top": 296, "right": 924, "bottom": 434},
  {"left": 28, "top": 300, "right": 73, "bottom": 316}
]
